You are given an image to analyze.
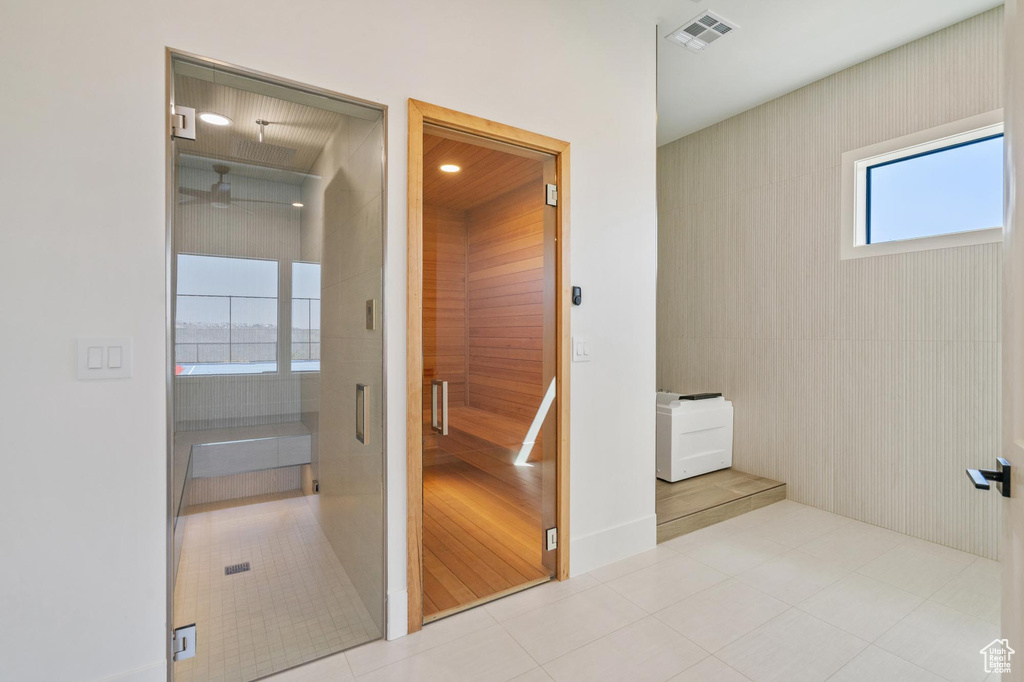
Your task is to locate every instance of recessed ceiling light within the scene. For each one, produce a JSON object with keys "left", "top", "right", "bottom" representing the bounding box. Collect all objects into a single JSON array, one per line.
[
  {"left": 292, "top": 202, "right": 304, "bottom": 208},
  {"left": 440, "top": 164, "right": 461, "bottom": 173},
  {"left": 199, "top": 112, "right": 233, "bottom": 126}
]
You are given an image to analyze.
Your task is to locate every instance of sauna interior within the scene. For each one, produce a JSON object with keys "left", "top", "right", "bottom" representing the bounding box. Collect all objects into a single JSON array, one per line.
[{"left": 421, "top": 125, "right": 557, "bottom": 621}]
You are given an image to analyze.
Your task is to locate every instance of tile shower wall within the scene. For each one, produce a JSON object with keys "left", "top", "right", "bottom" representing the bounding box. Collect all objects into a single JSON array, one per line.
[
  {"left": 301, "top": 113, "right": 386, "bottom": 634},
  {"left": 657, "top": 8, "right": 1003, "bottom": 559}
]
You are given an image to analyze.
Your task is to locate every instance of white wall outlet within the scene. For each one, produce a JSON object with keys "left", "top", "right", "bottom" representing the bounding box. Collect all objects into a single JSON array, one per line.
[
  {"left": 572, "top": 336, "right": 591, "bottom": 362},
  {"left": 77, "top": 337, "right": 132, "bottom": 379}
]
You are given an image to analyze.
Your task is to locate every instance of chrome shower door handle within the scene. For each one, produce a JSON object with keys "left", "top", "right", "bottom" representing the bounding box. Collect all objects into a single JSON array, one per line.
[
  {"left": 356, "top": 383, "right": 369, "bottom": 444},
  {"left": 431, "top": 379, "right": 448, "bottom": 435}
]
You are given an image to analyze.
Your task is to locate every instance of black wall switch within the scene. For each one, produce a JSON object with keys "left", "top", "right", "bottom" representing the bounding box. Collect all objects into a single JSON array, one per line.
[{"left": 572, "top": 286, "right": 582, "bottom": 306}]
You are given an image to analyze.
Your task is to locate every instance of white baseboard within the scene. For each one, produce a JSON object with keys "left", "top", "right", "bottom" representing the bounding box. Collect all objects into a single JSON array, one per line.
[
  {"left": 386, "top": 588, "right": 408, "bottom": 640},
  {"left": 94, "top": 660, "right": 166, "bottom": 682},
  {"left": 569, "top": 513, "right": 657, "bottom": 576}
]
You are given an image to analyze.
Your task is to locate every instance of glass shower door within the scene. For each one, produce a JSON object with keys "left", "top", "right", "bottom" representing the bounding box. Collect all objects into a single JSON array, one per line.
[{"left": 168, "top": 53, "right": 385, "bottom": 681}]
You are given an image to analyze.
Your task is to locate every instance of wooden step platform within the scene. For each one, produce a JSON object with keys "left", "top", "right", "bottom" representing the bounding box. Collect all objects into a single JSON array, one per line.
[{"left": 656, "top": 468, "right": 785, "bottom": 544}]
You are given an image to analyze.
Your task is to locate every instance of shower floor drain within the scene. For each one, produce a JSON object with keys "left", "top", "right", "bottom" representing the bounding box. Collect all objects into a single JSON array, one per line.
[{"left": 225, "top": 562, "right": 251, "bottom": 576}]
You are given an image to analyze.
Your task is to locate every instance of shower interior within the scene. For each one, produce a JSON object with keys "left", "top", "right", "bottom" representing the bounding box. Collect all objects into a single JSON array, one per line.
[{"left": 169, "top": 57, "right": 385, "bottom": 682}]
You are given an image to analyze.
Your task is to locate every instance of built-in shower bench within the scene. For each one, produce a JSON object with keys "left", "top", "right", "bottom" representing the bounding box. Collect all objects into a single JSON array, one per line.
[
  {"left": 178, "top": 422, "right": 312, "bottom": 478},
  {"left": 174, "top": 422, "right": 313, "bottom": 508}
]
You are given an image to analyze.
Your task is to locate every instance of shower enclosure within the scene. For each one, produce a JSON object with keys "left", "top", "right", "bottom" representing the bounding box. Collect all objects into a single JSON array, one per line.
[{"left": 166, "top": 52, "right": 386, "bottom": 681}]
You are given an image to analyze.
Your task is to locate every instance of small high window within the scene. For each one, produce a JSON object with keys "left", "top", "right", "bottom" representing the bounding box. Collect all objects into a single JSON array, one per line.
[{"left": 841, "top": 110, "right": 1004, "bottom": 259}]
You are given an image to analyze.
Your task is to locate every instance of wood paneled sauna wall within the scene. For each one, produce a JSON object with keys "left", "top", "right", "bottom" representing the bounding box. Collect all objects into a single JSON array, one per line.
[
  {"left": 466, "top": 182, "right": 546, "bottom": 421},
  {"left": 423, "top": 205, "right": 469, "bottom": 413},
  {"left": 422, "top": 141, "right": 546, "bottom": 423}
]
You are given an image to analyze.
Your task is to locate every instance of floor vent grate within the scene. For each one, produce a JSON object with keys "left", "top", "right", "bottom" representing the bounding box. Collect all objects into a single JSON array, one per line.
[{"left": 225, "top": 562, "right": 251, "bottom": 576}]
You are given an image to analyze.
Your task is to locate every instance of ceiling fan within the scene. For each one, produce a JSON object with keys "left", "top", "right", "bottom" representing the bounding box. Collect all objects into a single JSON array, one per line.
[{"left": 177, "top": 164, "right": 297, "bottom": 209}]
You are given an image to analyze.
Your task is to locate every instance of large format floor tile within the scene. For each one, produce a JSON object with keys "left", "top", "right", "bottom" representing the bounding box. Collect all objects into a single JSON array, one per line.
[
  {"left": 929, "top": 557, "right": 1002, "bottom": 625},
  {"left": 679, "top": 531, "right": 787, "bottom": 575},
  {"left": 795, "top": 520, "right": 907, "bottom": 571},
  {"left": 874, "top": 601, "right": 1000, "bottom": 682},
  {"left": 857, "top": 540, "right": 976, "bottom": 598},
  {"left": 798, "top": 573, "right": 923, "bottom": 642},
  {"left": 654, "top": 579, "right": 789, "bottom": 652},
  {"left": 735, "top": 549, "right": 848, "bottom": 605},
  {"left": 587, "top": 545, "right": 681, "bottom": 584},
  {"left": 667, "top": 656, "right": 752, "bottom": 682},
  {"left": 542, "top": 616, "right": 707, "bottom": 682},
  {"left": 345, "top": 607, "right": 496, "bottom": 676},
  {"left": 740, "top": 503, "right": 852, "bottom": 548},
  {"left": 827, "top": 646, "right": 946, "bottom": 682},
  {"left": 262, "top": 500, "right": 1000, "bottom": 682},
  {"left": 501, "top": 585, "right": 647, "bottom": 664},
  {"left": 605, "top": 554, "right": 729, "bottom": 612},
  {"left": 266, "top": 653, "right": 355, "bottom": 682},
  {"left": 511, "top": 669, "right": 555, "bottom": 682},
  {"left": 356, "top": 626, "right": 536, "bottom": 682},
  {"left": 484, "top": 574, "right": 600, "bottom": 623},
  {"left": 717, "top": 609, "right": 867, "bottom": 682}
]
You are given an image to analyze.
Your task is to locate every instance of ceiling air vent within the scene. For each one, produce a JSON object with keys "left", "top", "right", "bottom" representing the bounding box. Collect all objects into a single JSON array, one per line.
[{"left": 666, "top": 11, "right": 739, "bottom": 53}]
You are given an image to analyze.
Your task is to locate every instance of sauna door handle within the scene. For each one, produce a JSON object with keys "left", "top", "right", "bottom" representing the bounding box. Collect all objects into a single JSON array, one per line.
[
  {"left": 356, "top": 383, "right": 369, "bottom": 444},
  {"left": 966, "top": 457, "right": 1011, "bottom": 497},
  {"left": 431, "top": 379, "right": 449, "bottom": 436}
]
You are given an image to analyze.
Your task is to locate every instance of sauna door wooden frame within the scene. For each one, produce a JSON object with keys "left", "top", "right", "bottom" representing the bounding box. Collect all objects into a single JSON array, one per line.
[{"left": 406, "top": 99, "right": 570, "bottom": 633}]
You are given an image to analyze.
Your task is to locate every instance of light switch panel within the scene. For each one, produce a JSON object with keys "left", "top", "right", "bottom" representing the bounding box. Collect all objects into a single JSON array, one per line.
[
  {"left": 572, "top": 336, "right": 591, "bottom": 363},
  {"left": 77, "top": 337, "right": 132, "bottom": 379}
]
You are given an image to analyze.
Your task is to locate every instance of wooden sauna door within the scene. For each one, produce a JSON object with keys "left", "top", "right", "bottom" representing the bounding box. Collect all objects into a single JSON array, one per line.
[{"left": 418, "top": 121, "right": 559, "bottom": 622}]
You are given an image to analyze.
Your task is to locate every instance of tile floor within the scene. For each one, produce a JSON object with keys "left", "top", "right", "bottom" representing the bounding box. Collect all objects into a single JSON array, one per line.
[
  {"left": 267, "top": 500, "right": 1004, "bottom": 682},
  {"left": 173, "top": 493, "right": 380, "bottom": 682}
]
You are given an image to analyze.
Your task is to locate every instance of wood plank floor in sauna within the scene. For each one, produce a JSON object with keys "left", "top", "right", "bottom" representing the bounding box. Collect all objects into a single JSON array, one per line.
[{"left": 422, "top": 411, "right": 550, "bottom": 622}]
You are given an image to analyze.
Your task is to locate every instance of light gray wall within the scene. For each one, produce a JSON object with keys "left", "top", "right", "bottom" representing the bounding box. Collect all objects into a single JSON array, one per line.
[{"left": 657, "top": 8, "right": 1003, "bottom": 559}]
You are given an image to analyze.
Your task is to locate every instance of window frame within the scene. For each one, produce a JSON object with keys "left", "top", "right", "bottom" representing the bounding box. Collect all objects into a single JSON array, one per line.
[
  {"left": 840, "top": 109, "right": 1004, "bottom": 260},
  {"left": 290, "top": 260, "right": 321, "bottom": 373},
  {"left": 174, "top": 252, "right": 282, "bottom": 377}
]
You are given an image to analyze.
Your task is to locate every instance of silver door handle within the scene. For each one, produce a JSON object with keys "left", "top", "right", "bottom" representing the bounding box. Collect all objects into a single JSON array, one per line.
[
  {"left": 356, "top": 383, "right": 369, "bottom": 444},
  {"left": 431, "top": 379, "right": 448, "bottom": 435}
]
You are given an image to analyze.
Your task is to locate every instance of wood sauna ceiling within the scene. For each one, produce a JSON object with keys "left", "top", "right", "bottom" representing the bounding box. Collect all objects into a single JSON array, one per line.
[{"left": 423, "top": 134, "right": 544, "bottom": 210}]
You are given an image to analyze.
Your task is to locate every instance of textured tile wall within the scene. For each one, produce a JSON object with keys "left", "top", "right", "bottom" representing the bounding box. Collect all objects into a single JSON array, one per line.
[
  {"left": 315, "top": 115, "right": 387, "bottom": 632},
  {"left": 657, "top": 8, "right": 1004, "bottom": 558}
]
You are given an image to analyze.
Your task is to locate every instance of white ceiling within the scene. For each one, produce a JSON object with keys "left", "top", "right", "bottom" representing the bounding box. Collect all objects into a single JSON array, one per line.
[{"left": 655, "top": 0, "right": 1003, "bottom": 146}]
